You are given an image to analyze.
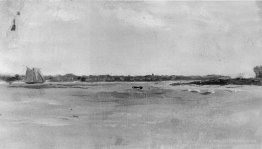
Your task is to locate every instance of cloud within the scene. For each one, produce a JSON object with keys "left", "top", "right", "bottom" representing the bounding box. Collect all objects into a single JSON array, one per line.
[
  {"left": 44, "top": 1, "right": 86, "bottom": 22},
  {"left": 116, "top": 7, "right": 166, "bottom": 28},
  {"left": 256, "top": 1, "right": 262, "bottom": 19},
  {"left": 48, "top": 9, "right": 80, "bottom": 21},
  {"left": 100, "top": 2, "right": 167, "bottom": 29}
]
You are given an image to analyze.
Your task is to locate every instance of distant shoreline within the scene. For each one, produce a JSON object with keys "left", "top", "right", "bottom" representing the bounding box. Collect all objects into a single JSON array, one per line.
[
  {"left": 2, "top": 73, "right": 262, "bottom": 87},
  {"left": 0, "top": 74, "right": 230, "bottom": 83}
]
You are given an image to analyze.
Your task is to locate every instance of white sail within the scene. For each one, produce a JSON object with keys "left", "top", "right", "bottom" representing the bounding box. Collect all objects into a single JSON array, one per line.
[
  {"left": 34, "top": 68, "right": 45, "bottom": 82},
  {"left": 25, "top": 67, "right": 34, "bottom": 83}
]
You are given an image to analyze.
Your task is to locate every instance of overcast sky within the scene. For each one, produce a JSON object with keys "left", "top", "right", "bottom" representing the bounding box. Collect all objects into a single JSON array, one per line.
[{"left": 1, "top": 0, "right": 262, "bottom": 77}]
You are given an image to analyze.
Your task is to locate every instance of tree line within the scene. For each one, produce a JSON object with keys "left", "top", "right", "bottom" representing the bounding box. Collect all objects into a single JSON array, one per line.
[{"left": 1, "top": 65, "right": 262, "bottom": 83}]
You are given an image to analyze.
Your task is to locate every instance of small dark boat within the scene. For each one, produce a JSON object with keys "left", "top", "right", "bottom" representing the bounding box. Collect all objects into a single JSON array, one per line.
[{"left": 132, "top": 86, "right": 143, "bottom": 90}]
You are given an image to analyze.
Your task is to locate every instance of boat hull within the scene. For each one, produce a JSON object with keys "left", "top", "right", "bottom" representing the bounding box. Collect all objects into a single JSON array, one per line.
[{"left": 25, "top": 82, "right": 45, "bottom": 84}]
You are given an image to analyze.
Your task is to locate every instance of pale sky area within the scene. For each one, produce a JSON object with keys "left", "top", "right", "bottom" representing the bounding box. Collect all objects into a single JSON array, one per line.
[{"left": 1, "top": 0, "right": 262, "bottom": 77}]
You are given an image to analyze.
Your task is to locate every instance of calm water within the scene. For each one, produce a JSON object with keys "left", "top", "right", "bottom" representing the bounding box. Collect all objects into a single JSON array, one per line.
[{"left": 0, "top": 82, "right": 261, "bottom": 149}]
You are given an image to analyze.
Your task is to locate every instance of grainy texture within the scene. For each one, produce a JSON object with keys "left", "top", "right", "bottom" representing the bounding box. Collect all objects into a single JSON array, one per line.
[
  {"left": 1, "top": 1, "right": 262, "bottom": 149},
  {"left": 0, "top": 82, "right": 261, "bottom": 149}
]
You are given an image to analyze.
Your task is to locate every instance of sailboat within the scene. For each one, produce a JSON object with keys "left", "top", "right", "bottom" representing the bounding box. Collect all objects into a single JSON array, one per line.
[{"left": 24, "top": 67, "right": 45, "bottom": 84}]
